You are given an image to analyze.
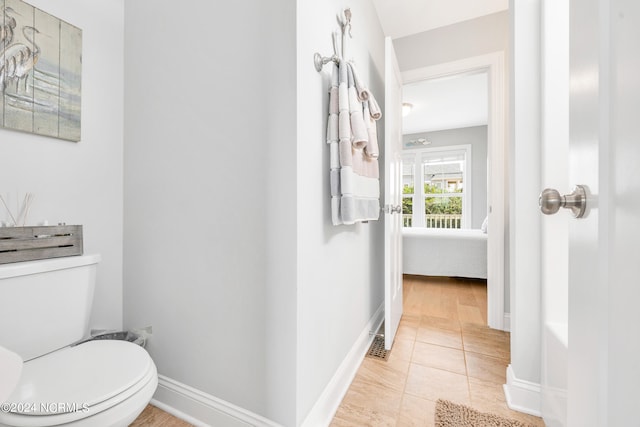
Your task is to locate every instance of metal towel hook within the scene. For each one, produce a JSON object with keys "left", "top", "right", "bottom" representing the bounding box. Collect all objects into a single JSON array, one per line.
[
  {"left": 341, "top": 8, "right": 352, "bottom": 39},
  {"left": 314, "top": 8, "right": 352, "bottom": 72},
  {"left": 313, "top": 53, "right": 339, "bottom": 72}
]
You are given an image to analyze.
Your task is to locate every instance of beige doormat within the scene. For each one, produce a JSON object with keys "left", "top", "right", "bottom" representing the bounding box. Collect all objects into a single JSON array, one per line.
[{"left": 435, "top": 399, "right": 537, "bottom": 427}]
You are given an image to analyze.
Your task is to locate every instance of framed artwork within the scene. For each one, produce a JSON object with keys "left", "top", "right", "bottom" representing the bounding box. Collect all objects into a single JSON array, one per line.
[{"left": 1, "top": 0, "right": 82, "bottom": 142}]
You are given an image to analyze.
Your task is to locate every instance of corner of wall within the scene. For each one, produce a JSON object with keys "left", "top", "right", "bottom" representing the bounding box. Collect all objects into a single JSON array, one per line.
[
  {"left": 504, "top": 365, "right": 542, "bottom": 417},
  {"left": 300, "top": 305, "right": 384, "bottom": 427}
]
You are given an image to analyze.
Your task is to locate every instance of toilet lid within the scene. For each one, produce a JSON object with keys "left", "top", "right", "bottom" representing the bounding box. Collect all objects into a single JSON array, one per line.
[{"left": 5, "top": 340, "right": 152, "bottom": 415}]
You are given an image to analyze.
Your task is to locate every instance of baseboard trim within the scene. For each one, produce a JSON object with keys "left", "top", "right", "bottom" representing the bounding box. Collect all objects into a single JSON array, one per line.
[
  {"left": 152, "top": 304, "right": 385, "bottom": 427},
  {"left": 503, "top": 313, "right": 511, "bottom": 332},
  {"left": 149, "top": 398, "right": 211, "bottom": 427},
  {"left": 503, "top": 364, "right": 541, "bottom": 417},
  {"left": 300, "top": 303, "right": 385, "bottom": 427},
  {"left": 152, "top": 375, "right": 281, "bottom": 427}
]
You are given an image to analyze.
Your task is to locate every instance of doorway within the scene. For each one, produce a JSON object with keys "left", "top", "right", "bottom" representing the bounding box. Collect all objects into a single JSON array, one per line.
[
  {"left": 402, "top": 71, "right": 487, "bottom": 231},
  {"left": 400, "top": 52, "right": 507, "bottom": 330}
]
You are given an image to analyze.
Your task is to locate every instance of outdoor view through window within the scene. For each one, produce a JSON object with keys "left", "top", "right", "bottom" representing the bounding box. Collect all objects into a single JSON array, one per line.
[{"left": 402, "top": 148, "right": 466, "bottom": 228}]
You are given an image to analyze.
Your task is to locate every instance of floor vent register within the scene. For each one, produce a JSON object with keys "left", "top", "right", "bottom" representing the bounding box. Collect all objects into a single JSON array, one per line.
[{"left": 366, "top": 335, "right": 390, "bottom": 361}]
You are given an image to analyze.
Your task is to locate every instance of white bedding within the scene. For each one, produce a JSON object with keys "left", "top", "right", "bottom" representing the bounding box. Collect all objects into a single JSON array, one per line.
[{"left": 402, "top": 228, "right": 487, "bottom": 279}]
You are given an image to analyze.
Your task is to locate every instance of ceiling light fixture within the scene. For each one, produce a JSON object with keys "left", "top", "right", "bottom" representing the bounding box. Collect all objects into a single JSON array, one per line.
[
  {"left": 406, "top": 138, "right": 431, "bottom": 146},
  {"left": 402, "top": 102, "right": 413, "bottom": 117}
]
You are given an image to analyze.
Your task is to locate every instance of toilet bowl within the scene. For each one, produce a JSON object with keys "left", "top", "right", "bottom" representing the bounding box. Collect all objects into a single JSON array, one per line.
[
  {"left": 0, "top": 255, "right": 158, "bottom": 427},
  {"left": 0, "top": 341, "right": 157, "bottom": 427}
]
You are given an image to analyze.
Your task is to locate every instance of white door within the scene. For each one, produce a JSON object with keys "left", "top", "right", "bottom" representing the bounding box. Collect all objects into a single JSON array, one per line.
[
  {"left": 384, "top": 37, "right": 403, "bottom": 350},
  {"left": 541, "top": 0, "right": 640, "bottom": 424},
  {"left": 568, "top": 0, "right": 640, "bottom": 424}
]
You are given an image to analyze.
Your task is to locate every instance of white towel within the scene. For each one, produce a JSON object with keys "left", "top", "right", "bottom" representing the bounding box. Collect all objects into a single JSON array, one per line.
[
  {"left": 347, "top": 65, "right": 368, "bottom": 150},
  {"left": 348, "top": 62, "right": 370, "bottom": 102},
  {"left": 327, "top": 58, "right": 382, "bottom": 225},
  {"left": 363, "top": 101, "right": 379, "bottom": 159}
]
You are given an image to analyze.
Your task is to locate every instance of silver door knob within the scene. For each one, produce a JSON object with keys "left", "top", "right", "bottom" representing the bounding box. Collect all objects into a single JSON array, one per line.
[
  {"left": 392, "top": 205, "right": 402, "bottom": 214},
  {"left": 539, "top": 185, "right": 587, "bottom": 218}
]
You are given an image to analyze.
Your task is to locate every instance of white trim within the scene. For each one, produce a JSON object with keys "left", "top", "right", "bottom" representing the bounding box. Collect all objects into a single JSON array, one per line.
[
  {"left": 503, "top": 312, "right": 511, "bottom": 332},
  {"left": 301, "top": 303, "right": 385, "bottom": 427},
  {"left": 503, "top": 364, "right": 542, "bottom": 417},
  {"left": 401, "top": 52, "right": 506, "bottom": 330},
  {"left": 402, "top": 53, "right": 503, "bottom": 84},
  {"left": 151, "top": 375, "right": 281, "bottom": 427},
  {"left": 149, "top": 399, "right": 212, "bottom": 427}
]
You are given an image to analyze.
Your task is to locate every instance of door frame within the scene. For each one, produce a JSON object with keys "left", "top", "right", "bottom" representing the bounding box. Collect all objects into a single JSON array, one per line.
[{"left": 402, "top": 52, "right": 507, "bottom": 330}]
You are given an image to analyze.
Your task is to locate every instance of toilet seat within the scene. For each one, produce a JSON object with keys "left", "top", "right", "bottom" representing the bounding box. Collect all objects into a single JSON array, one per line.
[{"left": 0, "top": 340, "right": 157, "bottom": 427}]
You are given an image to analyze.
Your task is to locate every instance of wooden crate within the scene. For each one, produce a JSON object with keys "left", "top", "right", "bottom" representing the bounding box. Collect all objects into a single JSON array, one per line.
[{"left": 0, "top": 225, "right": 83, "bottom": 264}]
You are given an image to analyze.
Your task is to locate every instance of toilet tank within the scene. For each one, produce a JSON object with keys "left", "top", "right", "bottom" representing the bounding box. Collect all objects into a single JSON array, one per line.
[{"left": 0, "top": 254, "right": 101, "bottom": 361}]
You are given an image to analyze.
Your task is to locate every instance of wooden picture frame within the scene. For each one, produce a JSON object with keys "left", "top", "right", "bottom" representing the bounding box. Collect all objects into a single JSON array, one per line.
[{"left": 1, "top": 0, "right": 82, "bottom": 141}]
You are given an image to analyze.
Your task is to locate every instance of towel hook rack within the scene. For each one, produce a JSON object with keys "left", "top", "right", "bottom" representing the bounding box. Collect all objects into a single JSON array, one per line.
[
  {"left": 314, "top": 8, "right": 352, "bottom": 72},
  {"left": 341, "top": 8, "right": 352, "bottom": 39},
  {"left": 314, "top": 53, "right": 339, "bottom": 72}
]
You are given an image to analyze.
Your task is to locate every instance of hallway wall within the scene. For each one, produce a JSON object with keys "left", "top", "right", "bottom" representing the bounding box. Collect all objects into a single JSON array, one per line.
[
  {"left": 296, "top": 1, "right": 386, "bottom": 423},
  {"left": 123, "top": 1, "right": 297, "bottom": 424}
]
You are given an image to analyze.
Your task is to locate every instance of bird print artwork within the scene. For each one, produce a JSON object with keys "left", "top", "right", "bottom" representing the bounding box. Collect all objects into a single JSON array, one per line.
[
  {"left": 0, "top": 6, "right": 17, "bottom": 51},
  {"left": 1, "top": 26, "right": 40, "bottom": 92},
  {"left": 0, "top": 0, "right": 82, "bottom": 142}
]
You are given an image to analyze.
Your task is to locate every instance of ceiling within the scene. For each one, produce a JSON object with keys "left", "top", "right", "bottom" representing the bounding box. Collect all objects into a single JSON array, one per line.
[
  {"left": 371, "top": 0, "right": 508, "bottom": 40},
  {"left": 402, "top": 72, "right": 488, "bottom": 135},
  {"left": 370, "top": 0, "right": 505, "bottom": 135}
]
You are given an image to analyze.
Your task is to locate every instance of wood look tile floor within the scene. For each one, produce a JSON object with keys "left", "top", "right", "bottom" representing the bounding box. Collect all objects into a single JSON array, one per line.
[
  {"left": 331, "top": 275, "right": 546, "bottom": 427},
  {"left": 131, "top": 276, "right": 545, "bottom": 426},
  {"left": 130, "top": 404, "right": 193, "bottom": 426}
]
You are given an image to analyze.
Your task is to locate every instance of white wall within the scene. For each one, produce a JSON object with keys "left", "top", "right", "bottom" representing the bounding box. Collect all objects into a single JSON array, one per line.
[
  {"left": 0, "top": 0, "right": 124, "bottom": 331},
  {"left": 263, "top": 2, "right": 298, "bottom": 423},
  {"left": 510, "top": 0, "right": 541, "bottom": 383},
  {"left": 125, "top": 2, "right": 384, "bottom": 424},
  {"left": 296, "top": 0, "right": 386, "bottom": 424},
  {"left": 540, "top": 2, "right": 569, "bottom": 325},
  {"left": 506, "top": 0, "right": 542, "bottom": 412},
  {"left": 123, "top": 1, "right": 297, "bottom": 424},
  {"left": 403, "top": 126, "right": 488, "bottom": 229},
  {"left": 393, "top": 11, "right": 509, "bottom": 71},
  {"left": 540, "top": 1, "right": 569, "bottom": 422}
]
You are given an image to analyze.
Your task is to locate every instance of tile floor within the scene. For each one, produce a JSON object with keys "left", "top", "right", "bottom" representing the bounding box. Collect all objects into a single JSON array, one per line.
[
  {"left": 130, "top": 404, "right": 192, "bottom": 426},
  {"left": 330, "top": 275, "right": 545, "bottom": 426},
  {"left": 132, "top": 275, "right": 545, "bottom": 426}
]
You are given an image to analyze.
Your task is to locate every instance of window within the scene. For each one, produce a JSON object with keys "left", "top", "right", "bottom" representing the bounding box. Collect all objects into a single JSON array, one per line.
[
  {"left": 402, "top": 159, "right": 415, "bottom": 227},
  {"left": 402, "top": 145, "right": 471, "bottom": 229}
]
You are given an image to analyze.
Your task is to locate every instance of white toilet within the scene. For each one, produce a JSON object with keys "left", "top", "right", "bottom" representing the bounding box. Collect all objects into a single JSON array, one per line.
[{"left": 0, "top": 254, "right": 158, "bottom": 427}]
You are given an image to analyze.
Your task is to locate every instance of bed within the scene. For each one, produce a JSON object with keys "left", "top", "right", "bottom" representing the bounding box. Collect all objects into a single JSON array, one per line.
[{"left": 402, "top": 228, "right": 488, "bottom": 279}]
